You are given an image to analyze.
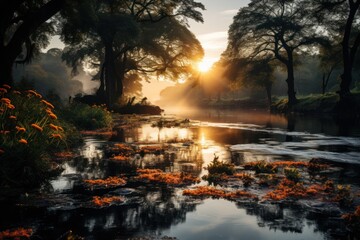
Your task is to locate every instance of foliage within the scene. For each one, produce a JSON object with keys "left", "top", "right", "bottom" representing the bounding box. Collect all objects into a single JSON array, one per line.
[
  {"left": 60, "top": 0, "right": 205, "bottom": 106},
  {"left": 84, "top": 176, "right": 126, "bottom": 187},
  {"left": 244, "top": 160, "right": 277, "bottom": 174},
  {"left": 92, "top": 196, "right": 125, "bottom": 207},
  {"left": 205, "top": 155, "right": 235, "bottom": 175},
  {"left": 342, "top": 206, "right": 360, "bottom": 236},
  {"left": 59, "top": 102, "right": 112, "bottom": 130},
  {"left": 0, "top": 86, "right": 65, "bottom": 188},
  {"left": 136, "top": 169, "right": 200, "bottom": 186},
  {"left": 284, "top": 167, "right": 301, "bottom": 182},
  {"left": 234, "top": 172, "right": 255, "bottom": 187},
  {"left": 0, "top": 227, "right": 33, "bottom": 239},
  {"left": 183, "top": 186, "right": 257, "bottom": 200},
  {"left": 225, "top": 0, "right": 329, "bottom": 105}
]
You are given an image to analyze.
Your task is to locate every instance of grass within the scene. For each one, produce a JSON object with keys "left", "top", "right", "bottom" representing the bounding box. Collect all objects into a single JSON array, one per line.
[{"left": 60, "top": 102, "right": 112, "bottom": 130}]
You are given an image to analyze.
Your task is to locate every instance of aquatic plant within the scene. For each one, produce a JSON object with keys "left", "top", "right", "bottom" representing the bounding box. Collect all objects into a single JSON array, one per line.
[
  {"left": 333, "top": 184, "right": 353, "bottom": 206},
  {"left": 0, "top": 227, "right": 33, "bottom": 239},
  {"left": 136, "top": 168, "right": 200, "bottom": 185},
  {"left": 264, "top": 179, "right": 308, "bottom": 201},
  {"left": 234, "top": 172, "right": 255, "bottom": 187},
  {"left": 284, "top": 167, "right": 301, "bottom": 182},
  {"left": 205, "top": 155, "right": 235, "bottom": 175},
  {"left": 92, "top": 196, "right": 125, "bottom": 207},
  {"left": 137, "top": 145, "right": 167, "bottom": 155},
  {"left": 0, "top": 87, "right": 66, "bottom": 188},
  {"left": 84, "top": 176, "right": 126, "bottom": 187},
  {"left": 183, "top": 186, "right": 257, "bottom": 200},
  {"left": 244, "top": 160, "right": 277, "bottom": 174},
  {"left": 342, "top": 206, "right": 360, "bottom": 235}
]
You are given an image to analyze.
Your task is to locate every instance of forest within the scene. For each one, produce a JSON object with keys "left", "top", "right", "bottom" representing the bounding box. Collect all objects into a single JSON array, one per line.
[{"left": 1, "top": 0, "right": 360, "bottom": 240}]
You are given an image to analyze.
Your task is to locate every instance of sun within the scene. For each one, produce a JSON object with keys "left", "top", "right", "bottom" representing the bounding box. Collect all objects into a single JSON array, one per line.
[{"left": 197, "top": 59, "right": 214, "bottom": 73}]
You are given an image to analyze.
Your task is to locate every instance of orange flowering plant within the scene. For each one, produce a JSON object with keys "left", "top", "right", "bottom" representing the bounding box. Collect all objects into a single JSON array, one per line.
[{"left": 0, "top": 86, "right": 67, "bottom": 188}]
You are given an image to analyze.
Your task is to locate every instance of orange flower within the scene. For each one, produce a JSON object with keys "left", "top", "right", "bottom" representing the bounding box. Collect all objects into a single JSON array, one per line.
[
  {"left": 57, "top": 126, "right": 64, "bottom": 131},
  {"left": 1, "top": 98, "right": 11, "bottom": 104},
  {"left": 49, "top": 123, "right": 58, "bottom": 130},
  {"left": 8, "top": 115, "right": 16, "bottom": 120},
  {"left": 25, "top": 90, "right": 37, "bottom": 96},
  {"left": 7, "top": 104, "right": 15, "bottom": 109},
  {"left": 13, "top": 90, "right": 21, "bottom": 95},
  {"left": 35, "top": 93, "right": 42, "bottom": 98},
  {"left": 41, "top": 100, "right": 55, "bottom": 109},
  {"left": 0, "top": 88, "right": 8, "bottom": 93},
  {"left": 50, "top": 133, "right": 62, "bottom": 139},
  {"left": 31, "top": 123, "right": 43, "bottom": 132},
  {"left": 2, "top": 84, "right": 11, "bottom": 89},
  {"left": 19, "top": 139, "right": 28, "bottom": 144},
  {"left": 0, "top": 130, "right": 10, "bottom": 134},
  {"left": 49, "top": 113, "right": 57, "bottom": 119},
  {"left": 16, "top": 126, "right": 26, "bottom": 133}
]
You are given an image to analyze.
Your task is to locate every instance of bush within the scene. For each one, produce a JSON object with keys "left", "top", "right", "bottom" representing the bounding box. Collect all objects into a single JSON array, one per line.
[
  {"left": 59, "top": 102, "right": 112, "bottom": 130},
  {"left": 205, "top": 155, "right": 235, "bottom": 175},
  {"left": 0, "top": 86, "right": 66, "bottom": 188}
]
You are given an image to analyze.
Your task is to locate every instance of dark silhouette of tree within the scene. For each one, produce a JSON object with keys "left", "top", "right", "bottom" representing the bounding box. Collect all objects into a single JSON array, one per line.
[
  {"left": 226, "top": 0, "right": 328, "bottom": 107},
  {"left": 312, "top": 0, "right": 360, "bottom": 99},
  {"left": 318, "top": 42, "right": 342, "bottom": 94},
  {"left": 222, "top": 56, "right": 275, "bottom": 107},
  {"left": 61, "top": 0, "right": 204, "bottom": 107},
  {"left": 0, "top": 0, "right": 66, "bottom": 86}
]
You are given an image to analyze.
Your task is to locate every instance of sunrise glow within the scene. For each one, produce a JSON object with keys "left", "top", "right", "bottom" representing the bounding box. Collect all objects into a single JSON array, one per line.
[{"left": 197, "top": 58, "right": 215, "bottom": 72}]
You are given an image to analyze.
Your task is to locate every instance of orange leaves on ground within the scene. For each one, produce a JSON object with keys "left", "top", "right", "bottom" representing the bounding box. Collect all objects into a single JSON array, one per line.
[
  {"left": 92, "top": 196, "right": 125, "bottom": 207},
  {"left": 0, "top": 227, "right": 33, "bottom": 239},
  {"left": 110, "top": 155, "right": 131, "bottom": 161},
  {"left": 183, "top": 186, "right": 257, "bottom": 200},
  {"left": 84, "top": 176, "right": 126, "bottom": 187},
  {"left": 264, "top": 179, "right": 335, "bottom": 201},
  {"left": 18, "top": 139, "right": 28, "bottom": 144},
  {"left": 136, "top": 168, "right": 200, "bottom": 185}
]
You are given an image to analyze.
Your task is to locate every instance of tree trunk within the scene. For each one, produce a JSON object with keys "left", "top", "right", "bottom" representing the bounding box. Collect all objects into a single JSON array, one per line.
[
  {"left": 286, "top": 59, "right": 297, "bottom": 107},
  {"left": 104, "top": 41, "right": 117, "bottom": 108},
  {"left": 0, "top": 0, "right": 64, "bottom": 86},
  {"left": 339, "top": 2, "right": 359, "bottom": 98},
  {"left": 265, "top": 83, "right": 272, "bottom": 108}
]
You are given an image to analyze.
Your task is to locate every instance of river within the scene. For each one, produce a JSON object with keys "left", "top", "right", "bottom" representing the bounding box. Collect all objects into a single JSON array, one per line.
[{"left": 1, "top": 109, "right": 360, "bottom": 239}]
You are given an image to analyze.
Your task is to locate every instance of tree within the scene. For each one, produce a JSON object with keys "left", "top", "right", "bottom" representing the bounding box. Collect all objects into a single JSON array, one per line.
[
  {"left": 61, "top": 0, "right": 204, "bottom": 107},
  {"left": 0, "top": 0, "right": 66, "bottom": 86},
  {"left": 227, "top": 0, "right": 328, "bottom": 106},
  {"left": 312, "top": 0, "right": 360, "bottom": 98},
  {"left": 318, "top": 43, "right": 342, "bottom": 94},
  {"left": 222, "top": 56, "right": 275, "bottom": 107}
]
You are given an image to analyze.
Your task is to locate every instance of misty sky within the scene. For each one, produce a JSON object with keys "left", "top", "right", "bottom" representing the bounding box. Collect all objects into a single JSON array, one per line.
[{"left": 46, "top": 0, "right": 251, "bottom": 102}]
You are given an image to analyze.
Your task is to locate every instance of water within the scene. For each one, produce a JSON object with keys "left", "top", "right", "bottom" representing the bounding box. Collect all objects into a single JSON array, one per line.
[{"left": 1, "top": 109, "right": 360, "bottom": 239}]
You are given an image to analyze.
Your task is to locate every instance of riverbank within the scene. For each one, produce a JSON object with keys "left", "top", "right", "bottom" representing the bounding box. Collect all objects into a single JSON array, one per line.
[{"left": 271, "top": 92, "right": 360, "bottom": 119}]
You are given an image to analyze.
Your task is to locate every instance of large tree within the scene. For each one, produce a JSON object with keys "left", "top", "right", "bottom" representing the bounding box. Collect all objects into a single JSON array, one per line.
[
  {"left": 60, "top": 0, "right": 204, "bottom": 107},
  {"left": 312, "top": 0, "right": 360, "bottom": 99},
  {"left": 0, "top": 0, "right": 67, "bottom": 86},
  {"left": 227, "top": 0, "right": 328, "bottom": 106}
]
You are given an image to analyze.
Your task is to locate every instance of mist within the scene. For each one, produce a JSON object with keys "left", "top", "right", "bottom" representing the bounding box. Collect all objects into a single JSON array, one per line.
[{"left": 13, "top": 48, "right": 99, "bottom": 99}]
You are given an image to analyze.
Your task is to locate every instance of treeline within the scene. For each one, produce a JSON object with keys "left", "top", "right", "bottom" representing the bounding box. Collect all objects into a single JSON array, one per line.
[{"left": 0, "top": 0, "right": 205, "bottom": 108}]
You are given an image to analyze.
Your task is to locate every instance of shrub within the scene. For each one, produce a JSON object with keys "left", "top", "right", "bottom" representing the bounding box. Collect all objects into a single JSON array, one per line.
[
  {"left": 205, "top": 155, "right": 235, "bottom": 175},
  {"left": 0, "top": 86, "right": 66, "bottom": 188},
  {"left": 59, "top": 102, "right": 112, "bottom": 130}
]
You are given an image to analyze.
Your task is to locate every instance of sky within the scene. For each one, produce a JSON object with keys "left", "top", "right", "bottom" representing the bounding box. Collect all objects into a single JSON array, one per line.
[
  {"left": 143, "top": 0, "right": 250, "bottom": 102},
  {"left": 46, "top": 0, "right": 251, "bottom": 102}
]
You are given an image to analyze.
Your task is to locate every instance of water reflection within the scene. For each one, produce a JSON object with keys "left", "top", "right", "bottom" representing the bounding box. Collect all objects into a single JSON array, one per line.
[{"left": 3, "top": 110, "right": 360, "bottom": 239}]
